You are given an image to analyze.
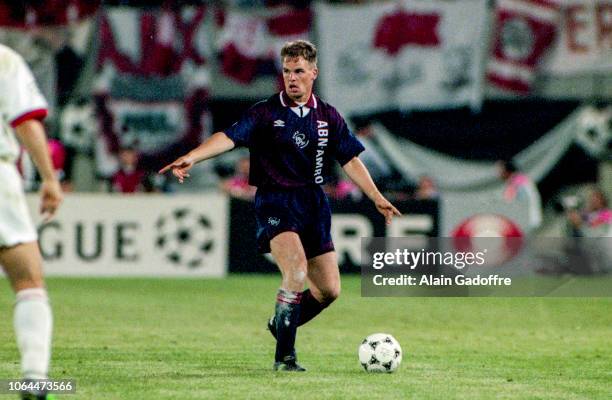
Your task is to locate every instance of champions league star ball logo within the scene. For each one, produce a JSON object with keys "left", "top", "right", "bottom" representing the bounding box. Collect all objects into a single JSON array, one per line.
[
  {"left": 155, "top": 208, "right": 215, "bottom": 268},
  {"left": 292, "top": 131, "right": 309, "bottom": 149}
]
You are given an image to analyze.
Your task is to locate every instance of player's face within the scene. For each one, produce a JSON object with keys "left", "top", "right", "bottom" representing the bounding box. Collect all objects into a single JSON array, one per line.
[{"left": 282, "top": 56, "right": 318, "bottom": 103}]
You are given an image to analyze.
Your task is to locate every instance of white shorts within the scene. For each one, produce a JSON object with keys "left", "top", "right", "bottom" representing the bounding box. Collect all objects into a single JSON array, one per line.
[{"left": 0, "top": 162, "right": 37, "bottom": 247}]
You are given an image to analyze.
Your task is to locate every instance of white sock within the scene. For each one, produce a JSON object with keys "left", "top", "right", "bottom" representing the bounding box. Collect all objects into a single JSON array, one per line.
[{"left": 14, "top": 288, "right": 53, "bottom": 380}]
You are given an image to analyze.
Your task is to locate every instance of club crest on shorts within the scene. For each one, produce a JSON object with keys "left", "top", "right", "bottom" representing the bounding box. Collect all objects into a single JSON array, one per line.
[
  {"left": 268, "top": 217, "right": 281, "bottom": 226},
  {"left": 292, "top": 131, "right": 309, "bottom": 149}
]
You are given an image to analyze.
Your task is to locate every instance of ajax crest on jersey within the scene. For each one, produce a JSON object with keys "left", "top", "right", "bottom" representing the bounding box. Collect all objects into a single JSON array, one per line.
[{"left": 292, "top": 131, "right": 309, "bottom": 149}]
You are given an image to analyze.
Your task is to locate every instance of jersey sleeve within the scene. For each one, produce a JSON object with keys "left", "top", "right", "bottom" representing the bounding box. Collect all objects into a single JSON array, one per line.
[
  {"left": 3, "top": 53, "right": 48, "bottom": 128},
  {"left": 223, "top": 102, "right": 265, "bottom": 148},
  {"left": 334, "top": 111, "right": 365, "bottom": 166}
]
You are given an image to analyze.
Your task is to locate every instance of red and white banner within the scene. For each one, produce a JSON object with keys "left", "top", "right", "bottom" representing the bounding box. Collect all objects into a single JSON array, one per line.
[
  {"left": 543, "top": 0, "right": 612, "bottom": 75},
  {"left": 0, "top": 2, "right": 99, "bottom": 115},
  {"left": 213, "top": 8, "right": 312, "bottom": 98},
  {"left": 93, "top": 6, "right": 211, "bottom": 174},
  {"left": 0, "top": 1, "right": 99, "bottom": 27},
  {"left": 487, "top": 0, "right": 561, "bottom": 93},
  {"left": 316, "top": 0, "right": 487, "bottom": 115}
]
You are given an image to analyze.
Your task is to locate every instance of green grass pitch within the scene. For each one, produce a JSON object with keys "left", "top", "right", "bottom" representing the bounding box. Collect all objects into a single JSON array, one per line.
[{"left": 1, "top": 275, "right": 611, "bottom": 399}]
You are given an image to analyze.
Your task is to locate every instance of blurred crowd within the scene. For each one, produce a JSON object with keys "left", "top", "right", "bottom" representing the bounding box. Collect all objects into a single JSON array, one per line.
[
  {"left": 2, "top": 0, "right": 609, "bottom": 242},
  {"left": 1, "top": 0, "right": 414, "bottom": 198},
  {"left": 564, "top": 187, "right": 612, "bottom": 238}
]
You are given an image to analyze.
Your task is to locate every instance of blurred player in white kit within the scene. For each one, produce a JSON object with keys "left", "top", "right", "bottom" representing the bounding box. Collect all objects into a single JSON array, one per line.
[{"left": 0, "top": 43, "right": 62, "bottom": 400}]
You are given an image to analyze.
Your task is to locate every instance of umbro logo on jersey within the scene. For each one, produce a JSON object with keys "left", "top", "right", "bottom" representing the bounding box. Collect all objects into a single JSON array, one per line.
[{"left": 274, "top": 120, "right": 285, "bottom": 127}]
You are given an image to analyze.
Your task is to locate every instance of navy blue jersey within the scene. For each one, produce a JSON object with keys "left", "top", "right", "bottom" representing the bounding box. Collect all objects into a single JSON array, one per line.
[{"left": 224, "top": 92, "right": 364, "bottom": 188}]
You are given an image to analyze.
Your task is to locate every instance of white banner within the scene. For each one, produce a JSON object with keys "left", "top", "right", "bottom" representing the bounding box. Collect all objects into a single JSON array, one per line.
[
  {"left": 316, "top": 0, "right": 487, "bottom": 115},
  {"left": 26, "top": 194, "right": 228, "bottom": 277},
  {"left": 543, "top": 0, "right": 612, "bottom": 74},
  {"left": 371, "top": 105, "right": 592, "bottom": 234}
]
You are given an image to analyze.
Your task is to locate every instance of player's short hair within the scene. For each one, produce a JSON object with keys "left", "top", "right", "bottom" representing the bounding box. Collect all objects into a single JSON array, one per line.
[{"left": 281, "top": 40, "right": 317, "bottom": 65}]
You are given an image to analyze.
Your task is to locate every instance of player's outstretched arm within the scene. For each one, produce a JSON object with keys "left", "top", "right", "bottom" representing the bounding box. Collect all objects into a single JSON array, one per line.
[
  {"left": 159, "top": 131, "right": 235, "bottom": 183},
  {"left": 342, "top": 157, "right": 401, "bottom": 225},
  {"left": 14, "top": 119, "right": 63, "bottom": 221}
]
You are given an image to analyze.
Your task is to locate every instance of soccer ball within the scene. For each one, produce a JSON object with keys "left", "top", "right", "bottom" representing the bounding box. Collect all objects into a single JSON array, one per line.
[{"left": 358, "top": 333, "right": 402, "bottom": 373}]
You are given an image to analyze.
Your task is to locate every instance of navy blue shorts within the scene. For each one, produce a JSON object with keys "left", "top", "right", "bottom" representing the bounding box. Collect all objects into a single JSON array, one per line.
[{"left": 254, "top": 185, "right": 334, "bottom": 259}]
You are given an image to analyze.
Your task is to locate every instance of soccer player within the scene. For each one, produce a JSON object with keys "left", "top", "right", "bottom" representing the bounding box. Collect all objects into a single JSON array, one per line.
[
  {"left": 160, "top": 40, "right": 400, "bottom": 371},
  {"left": 0, "top": 44, "right": 63, "bottom": 399}
]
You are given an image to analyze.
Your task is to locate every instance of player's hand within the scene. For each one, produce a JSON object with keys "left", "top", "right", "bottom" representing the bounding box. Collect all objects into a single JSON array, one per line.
[
  {"left": 374, "top": 195, "right": 401, "bottom": 225},
  {"left": 158, "top": 155, "right": 195, "bottom": 184},
  {"left": 39, "top": 179, "right": 63, "bottom": 222}
]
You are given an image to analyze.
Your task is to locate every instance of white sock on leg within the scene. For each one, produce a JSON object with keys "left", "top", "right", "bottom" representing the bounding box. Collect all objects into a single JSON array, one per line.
[{"left": 14, "top": 288, "right": 53, "bottom": 380}]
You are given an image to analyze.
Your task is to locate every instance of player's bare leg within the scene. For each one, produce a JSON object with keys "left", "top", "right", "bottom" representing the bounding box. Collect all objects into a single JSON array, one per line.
[
  {"left": 0, "top": 242, "right": 54, "bottom": 395},
  {"left": 267, "top": 251, "right": 339, "bottom": 334},
  {"left": 1, "top": 242, "right": 45, "bottom": 291},
  {"left": 269, "top": 232, "right": 307, "bottom": 371},
  {"left": 301, "top": 251, "right": 340, "bottom": 325}
]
